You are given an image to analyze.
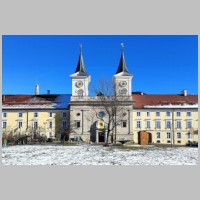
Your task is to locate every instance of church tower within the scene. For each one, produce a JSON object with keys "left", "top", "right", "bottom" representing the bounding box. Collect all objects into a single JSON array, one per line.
[
  {"left": 113, "top": 44, "right": 133, "bottom": 96},
  {"left": 70, "top": 45, "right": 91, "bottom": 97}
]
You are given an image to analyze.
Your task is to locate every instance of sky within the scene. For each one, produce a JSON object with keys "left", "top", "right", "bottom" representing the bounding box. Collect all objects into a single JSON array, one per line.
[{"left": 2, "top": 35, "right": 198, "bottom": 95}]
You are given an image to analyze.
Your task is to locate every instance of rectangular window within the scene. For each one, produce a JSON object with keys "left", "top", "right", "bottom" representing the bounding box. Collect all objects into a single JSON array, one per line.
[
  {"left": 167, "top": 140, "right": 171, "bottom": 143},
  {"left": 167, "top": 132, "right": 171, "bottom": 139},
  {"left": 49, "top": 132, "right": 52, "bottom": 138},
  {"left": 62, "top": 121, "right": 67, "bottom": 128},
  {"left": 122, "top": 121, "right": 127, "bottom": 128},
  {"left": 2, "top": 122, "right": 7, "bottom": 128},
  {"left": 62, "top": 112, "right": 67, "bottom": 118},
  {"left": 146, "top": 121, "right": 150, "bottom": 129},
  {"left": 156, "top": 140, "right": 160, "bottom": 143},
  {"left": 187, "top": 132, "right": 191, "bottom": 139},
  {"left": 18, "top": 112, "right": 23, "bottom": 117},
  {"left": 136, "top": 112, "right": 141, "bottom": 117},
  {"left": 76, "top": 121, "right": 81, "bottom": 128},
  {"left": 147, "top": 112, "right": 150, "bottom": 117},
  {"left": 136, "top": 121, "right": 141, "bottom": 128},
  {"left": 18, "top": 121, "right": 23, "bottom": 128},
  {"left": 34, "top": 121, "right": 38, "bottom": 128},
  {"left": 186, "top": 112, "right": 191, "bottom": 117},
  {"left": 177, "top": 140, "right": 181, "bottom": 144},
  {"left": 186, "top": 121, "right": 192, "bottom": 129},
  {"left": 166, "top": 121, "right": 171, "bottom": 129},
  {"left": 2, "top": 112, "right": 7, "bottom": 118},
  {"left": 34, "top": 112, "right": 38, "bottom": 118},
  {"left": 157, "top": 132, "right": 161, "bottom": 139},
  {"left": 155, "top": 120, "right": 161, "bottom": 129},
  {"left": 177, "top": 132, "right": 181, "bottom": 139},
  {"left": 49, "top": 121, "right": 52, "bottom": 128},
  {"left": 49, "top": 112, "right": 52, "bottom": 117},
  {"left": 156, "top": 112, "right": 160, "bottom": 116},
  {"left": 176, "top": 112, "right": 181, "bottom": 117},
  {"left": 166, "top": 111, "right": 170, "bottom": 116},
  {"left": 176, "top": 121, "right": 181, "bottom": 129}
]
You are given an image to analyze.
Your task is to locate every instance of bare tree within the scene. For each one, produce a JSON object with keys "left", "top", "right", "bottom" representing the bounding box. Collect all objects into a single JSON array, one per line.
[
  {"left": 91, "top": 79, "right": 133, "bottom": 146},
  {"left": 55, "top": 111, "right": 77, "bottom": 144}
]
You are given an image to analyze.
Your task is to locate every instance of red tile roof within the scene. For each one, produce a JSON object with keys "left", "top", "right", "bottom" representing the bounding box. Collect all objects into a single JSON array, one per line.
[{"left": 132, "top": 93, "right": 198, "bottom": 109}]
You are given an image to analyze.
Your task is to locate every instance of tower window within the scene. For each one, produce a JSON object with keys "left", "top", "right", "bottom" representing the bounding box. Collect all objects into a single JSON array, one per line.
[
  {"left": 122, "top": 121, "right": 127, "bottom": 128},
  {"left": 120, "top": 88, "right": 127, "bottom": 96},
  {"left": 77, "top": 89, "right": 84, "bottom": 97},
  {"left": 76, "top": 121, "right": 81, "bottom": 128}
]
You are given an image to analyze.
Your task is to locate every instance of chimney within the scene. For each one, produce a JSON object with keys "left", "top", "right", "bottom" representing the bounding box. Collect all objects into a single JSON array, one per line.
[
  {"left": 182, "top": 89, "right": 187, "bottom": 96},
  {"left": 35, "top": 84, "right": 39, "bottom": 95},
  {"left": 47, "top": 90, "right": 50, "bottom": 94}
]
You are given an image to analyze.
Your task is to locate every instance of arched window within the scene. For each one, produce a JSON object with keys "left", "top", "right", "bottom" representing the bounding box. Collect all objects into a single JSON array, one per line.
[
  {"left": 120, "top": 88, "right": 127, "bottom": 96},
  {"left": 77, "top": 89, "right": 84, "bottom": 97}
]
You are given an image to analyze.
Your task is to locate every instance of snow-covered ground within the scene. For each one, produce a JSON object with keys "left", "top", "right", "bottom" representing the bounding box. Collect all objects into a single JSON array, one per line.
[{"left": 1, "top": 144, "right": 198, "bottom": 165}]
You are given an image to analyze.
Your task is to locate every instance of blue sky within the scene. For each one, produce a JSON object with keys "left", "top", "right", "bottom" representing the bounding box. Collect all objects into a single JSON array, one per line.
[{"left": 2, "top": 35, "right": 198, "bottom": 95}]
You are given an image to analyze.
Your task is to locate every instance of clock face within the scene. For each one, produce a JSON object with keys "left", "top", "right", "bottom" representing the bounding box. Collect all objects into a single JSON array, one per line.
[
  {"left": 119, "top": 81, "right": 127, "bottom": 87},
  {"left": 75, "top": 81, "right": 83, "bottom": 88}
]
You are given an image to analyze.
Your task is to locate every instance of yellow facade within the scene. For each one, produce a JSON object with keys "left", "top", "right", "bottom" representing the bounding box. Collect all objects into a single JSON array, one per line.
[
  {"left": 133, "top": 109, "right": 198, "bottom": 145},
  {"left": 2, "top": 110, "right": 67, "bottom": 138}
]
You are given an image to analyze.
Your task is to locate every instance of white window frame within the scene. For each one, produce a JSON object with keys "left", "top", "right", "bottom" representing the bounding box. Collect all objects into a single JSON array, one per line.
[
  {"left": 136, "top": 112, "right": 141, "bottom": 117},
  {"left": 186, "top": 112, "right": 191, "bottom": 117},
  {"left": 49, "top": 121, "right": 52, "bottom": 128},
  {"left": 2, "top": 121, "right": 7, "bottom": 128},
  {"left": 156, "top": 112, "right": 160, "bottom": 117},
  {"left": 18, "top": 121, "right": 23, "bottom": 128},
  {"left": 18, "top": 112, "right": 23, "bottom": 117},
  {"left": 34, "top": 112, "right": 38, "bottom": 118},
  {"left": 33, "top": 121, "right": 38, "bottom": 128},
  {"left": 166, "top": 111, "right": 170, "bottom": 117},
  {"left": 156, "top": 132, "right": 161, "bottom": 139},
  {"left": 136, "top": 121, "right": 141, "bottom": 128},
  {"left": 155, "top": 120, "right": 161, "bottom": 129},
  {"left": 49, "top": 112, "right": 52, "bottom": 117},
  {"left": 2, "top": 112, "right": 7, "bottom": 118},
  {"left": 186, "top": 120, "right": 192, "bottom": 129},
  {"left": 166, "top": 121, "right": 171, "bottom": 129},
  {"left": 177, "top": 132, "right": 181, "bottom": 139},
  {"left": 176, "top": 121, "right": 181, "bottom": 129},
  {"left": 147, "top": 112, "right": 150, "bottom": 117},
  {"left": 167, "top": 132, "right": 171, "bottom": 139},
  {"left": 176, "top": 112, "right": 181, "bottom": 117},
  {"left": 146, "top": 121, "right": 151, "bottom": 129}
]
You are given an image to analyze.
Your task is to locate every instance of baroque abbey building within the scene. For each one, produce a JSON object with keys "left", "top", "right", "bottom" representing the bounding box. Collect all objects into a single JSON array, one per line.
[{"left": 2, "top": 47, "right": 198, "bottom": 145}]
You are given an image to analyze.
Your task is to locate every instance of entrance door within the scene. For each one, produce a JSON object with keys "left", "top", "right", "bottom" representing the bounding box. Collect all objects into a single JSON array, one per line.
[{"left": 99, "top": 131, "right": 104, "bottom": 142}]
